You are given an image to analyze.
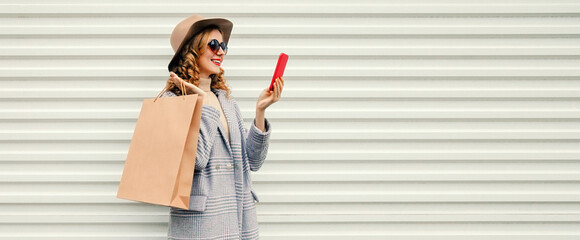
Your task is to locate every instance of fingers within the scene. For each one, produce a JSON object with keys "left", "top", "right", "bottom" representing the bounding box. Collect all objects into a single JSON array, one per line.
[
  {"left": 169, "top": 72, "right": 181, "bottom": 85},
  {"left": 257, "top": 77, "right": 284, "bottom": 110},
  {"left": 277, "top": 80, "right": 282, "bottom": 99},
  {"left": 273, "top": 78, "right": 282, "bottom": 101},
  {"left": 168, "top": 72, "right": 190, "bottom": 94},
  {"left": 274, "top": 82, "right": 279, "bottom": 100},
  {"left": 279, "top": 77, "right": 284, "bottom": 91},
  {"left": 169, "top": 72, "right": 178, "bottom": 81},
  {"left": 272, "top": 80, "right": 278, "bottom": 100}
]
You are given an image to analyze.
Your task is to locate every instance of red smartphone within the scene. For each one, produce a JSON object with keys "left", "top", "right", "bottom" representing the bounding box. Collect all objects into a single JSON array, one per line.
[{"left": 269, "top": 53, "right": 288, "bottom": 91}]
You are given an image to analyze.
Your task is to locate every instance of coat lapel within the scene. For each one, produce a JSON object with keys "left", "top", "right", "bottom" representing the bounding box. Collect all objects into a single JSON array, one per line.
[{"left": 213, "top": 89, "right": 235, "bottom": 157}]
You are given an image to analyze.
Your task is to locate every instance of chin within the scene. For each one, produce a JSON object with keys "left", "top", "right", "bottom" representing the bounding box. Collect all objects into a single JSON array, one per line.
[
  {"left": 201, "top": 68, "right": 221, "bottom": 78},
  {"left": 205, "top": 63, "right": 221, "bottom": 74}
]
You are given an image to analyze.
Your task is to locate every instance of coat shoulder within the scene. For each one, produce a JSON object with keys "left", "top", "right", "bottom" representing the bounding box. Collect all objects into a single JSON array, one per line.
[{"left": 160, "top": 90, "right": 177, "bottom": 98}]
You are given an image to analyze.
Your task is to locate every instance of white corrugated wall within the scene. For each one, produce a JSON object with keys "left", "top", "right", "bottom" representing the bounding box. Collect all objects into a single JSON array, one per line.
[{"left": 1, "top": 0, "right": 580, "bottom": 239}]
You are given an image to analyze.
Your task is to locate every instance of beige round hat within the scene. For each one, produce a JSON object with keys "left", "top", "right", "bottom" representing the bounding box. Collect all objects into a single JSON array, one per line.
[{"left": 168, "top": 15, "right": 233, "bottom": 71}]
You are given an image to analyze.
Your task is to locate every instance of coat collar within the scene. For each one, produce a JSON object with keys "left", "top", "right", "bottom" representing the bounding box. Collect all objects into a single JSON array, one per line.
[
  {"left": 211, "top": 88, "right": 227, "bottom": 98},
  {"left": 210, "top": 88, "right": 222, "bottom": 96}
]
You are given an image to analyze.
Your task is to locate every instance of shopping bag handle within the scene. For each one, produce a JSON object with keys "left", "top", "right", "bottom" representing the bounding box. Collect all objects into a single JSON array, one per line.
[{"left": 153, "top": 75, "right": 188, "bottom": 102}]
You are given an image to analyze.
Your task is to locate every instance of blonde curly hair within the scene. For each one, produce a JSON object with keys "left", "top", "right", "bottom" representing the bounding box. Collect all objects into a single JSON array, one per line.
[{"left": 166, "top": 25, "right": 231, "bottom": 96}]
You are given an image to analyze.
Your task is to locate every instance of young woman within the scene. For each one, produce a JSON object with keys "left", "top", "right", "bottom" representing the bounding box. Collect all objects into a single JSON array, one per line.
[{"left": 161, "top": 15, "right": 284, "bottom": 239}]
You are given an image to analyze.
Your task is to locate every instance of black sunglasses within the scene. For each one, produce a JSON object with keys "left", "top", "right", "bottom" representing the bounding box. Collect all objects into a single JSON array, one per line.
[{"left": 207, "top": 39, "right": 227, "bottom": 54}]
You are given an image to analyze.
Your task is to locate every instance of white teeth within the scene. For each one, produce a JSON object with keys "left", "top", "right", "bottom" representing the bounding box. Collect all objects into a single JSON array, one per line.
[{"left": 212, "top": 60, "right": 221, "bottom": 64}]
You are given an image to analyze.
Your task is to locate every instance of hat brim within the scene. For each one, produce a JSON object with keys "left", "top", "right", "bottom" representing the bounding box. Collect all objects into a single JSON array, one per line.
[{"left": 168, "top": 18, "right": 233, "bottom": 71}]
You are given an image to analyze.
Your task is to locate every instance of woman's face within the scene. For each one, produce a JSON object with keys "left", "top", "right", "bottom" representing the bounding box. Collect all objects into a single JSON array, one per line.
[{"left": 198, "top": 29, "right": 225, "bottom": 79}]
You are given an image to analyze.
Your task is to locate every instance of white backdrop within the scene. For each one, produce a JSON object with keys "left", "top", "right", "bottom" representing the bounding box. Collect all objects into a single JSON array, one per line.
[{"left": 1, "top": 0, "right": 580, "bottom": 239}]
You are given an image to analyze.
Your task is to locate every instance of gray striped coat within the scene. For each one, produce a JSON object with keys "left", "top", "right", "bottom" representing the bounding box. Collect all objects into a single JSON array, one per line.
[{"left": 161, "top": 88, "right": 271, "bottom": 240}]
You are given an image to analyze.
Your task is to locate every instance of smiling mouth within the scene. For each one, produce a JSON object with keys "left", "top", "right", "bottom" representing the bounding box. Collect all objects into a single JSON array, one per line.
[{"left": 211, "top": 59, "right": 221, "bottom": 66}]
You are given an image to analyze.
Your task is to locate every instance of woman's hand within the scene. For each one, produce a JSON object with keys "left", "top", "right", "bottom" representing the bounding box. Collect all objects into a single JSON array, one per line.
[
  {"left": 168, "top": 72, "right": 206, "bottom": 96},
  {"left": 256, "top": 77, "right": 284, "bottom": 111}
]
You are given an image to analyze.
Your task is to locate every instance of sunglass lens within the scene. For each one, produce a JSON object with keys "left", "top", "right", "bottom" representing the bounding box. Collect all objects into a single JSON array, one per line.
[
  {"left": 220, "top": 42, "right": 228, "bottom": 53},
  {"left": 208, "top": 39, "right": 227, "bottom": 54},
  {"left": 208, "top": 39, "right": 219, "bottom": 52}
]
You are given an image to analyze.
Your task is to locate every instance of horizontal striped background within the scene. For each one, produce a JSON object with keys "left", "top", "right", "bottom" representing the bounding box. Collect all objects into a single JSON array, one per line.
[{"left": 1, "top": 0, "right": 580, "bottom": 239}]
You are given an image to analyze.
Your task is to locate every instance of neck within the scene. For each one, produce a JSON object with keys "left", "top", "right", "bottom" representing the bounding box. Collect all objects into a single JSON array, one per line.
[{"left": 198, "top": 76, "right": 211, "bottom": 92}]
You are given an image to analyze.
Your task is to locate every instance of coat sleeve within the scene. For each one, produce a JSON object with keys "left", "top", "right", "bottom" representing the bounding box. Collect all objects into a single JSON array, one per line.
[
  {"left": 160, "top": 91, "right": 220, "bottom": 171},
  {"left": 233, "top": 101, "right": 271, "bottom": 172}
]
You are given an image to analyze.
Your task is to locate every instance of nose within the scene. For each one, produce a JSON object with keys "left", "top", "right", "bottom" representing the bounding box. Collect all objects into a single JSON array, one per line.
[
  {"left": 216, "top": 46, "right": 226, "bottom": 56},
  {"left": 217, "top": 47, "right": 226, "bottom": 56}
]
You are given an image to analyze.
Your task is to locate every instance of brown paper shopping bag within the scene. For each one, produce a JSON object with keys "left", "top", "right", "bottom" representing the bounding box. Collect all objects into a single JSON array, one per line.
[{"left": 117, "top": 86, "right": 203, "bottom": 210}]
